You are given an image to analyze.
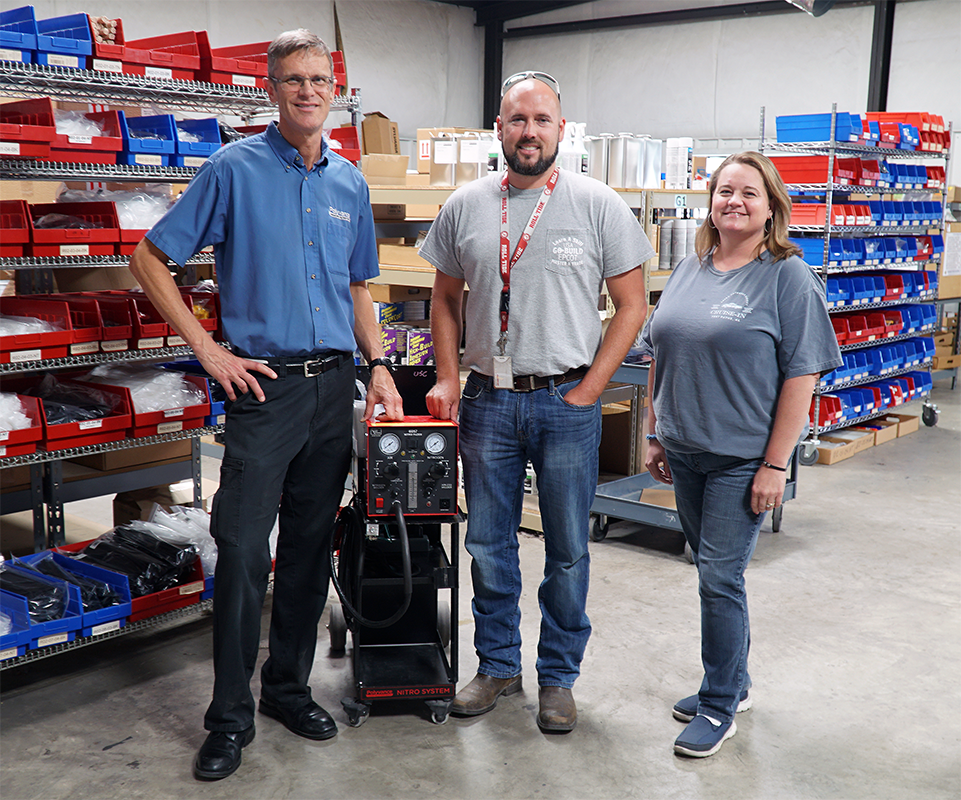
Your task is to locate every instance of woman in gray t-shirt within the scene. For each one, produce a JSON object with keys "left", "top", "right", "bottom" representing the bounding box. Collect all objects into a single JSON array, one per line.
[{"left": 639, "top": 152, "right": 841, "bottom": 758}]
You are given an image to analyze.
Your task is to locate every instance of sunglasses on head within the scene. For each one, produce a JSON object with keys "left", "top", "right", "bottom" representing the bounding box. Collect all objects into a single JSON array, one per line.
[{"left": 501, "top": 71, "right": 561, "bottom": 99}]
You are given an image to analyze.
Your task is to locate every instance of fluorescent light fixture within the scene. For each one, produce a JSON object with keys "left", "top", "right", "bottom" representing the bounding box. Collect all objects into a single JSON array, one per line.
[{"left": 786, "top": 0, "right": 837, "bottom": 16}]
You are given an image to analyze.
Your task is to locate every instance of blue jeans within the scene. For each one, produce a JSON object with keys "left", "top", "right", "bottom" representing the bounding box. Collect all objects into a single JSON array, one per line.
[
  {"left": 665, "top": 449, "right": 765, "bottom": 723},
  {"left": 458, "top": 372, "right": 601, "bottom": 688}
]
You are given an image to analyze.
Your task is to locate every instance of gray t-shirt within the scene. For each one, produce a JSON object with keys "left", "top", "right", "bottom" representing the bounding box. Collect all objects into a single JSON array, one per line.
[
  {"left": 420, "top": 170, "right": 655, "bottom": 377},
  {"left": 638, "top": 250, "right": 842, "bottom": 458}
]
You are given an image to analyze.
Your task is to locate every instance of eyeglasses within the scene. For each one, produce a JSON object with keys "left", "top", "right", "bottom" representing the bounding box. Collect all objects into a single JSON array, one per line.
[
  {"left": 501, "top": 71, "right": 561, "bottom": 99},
  {"left": 269, "top": 74, "right": 336, "bottom": 93}
]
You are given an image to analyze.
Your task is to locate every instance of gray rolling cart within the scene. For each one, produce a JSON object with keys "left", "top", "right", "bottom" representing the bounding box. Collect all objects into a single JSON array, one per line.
[{"left": 589, "top": 361, "right": 799, "bottom": 554}]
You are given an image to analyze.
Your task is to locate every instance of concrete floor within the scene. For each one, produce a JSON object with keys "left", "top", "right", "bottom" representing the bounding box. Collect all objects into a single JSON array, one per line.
[{"left": 1, "top": 377, "right": 959, "bottom": 800}]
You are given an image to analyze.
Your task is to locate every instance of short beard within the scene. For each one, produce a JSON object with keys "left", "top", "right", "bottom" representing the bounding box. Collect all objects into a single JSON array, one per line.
[{"left": 504, "top": 142, "right": 559, "bottom": 176}]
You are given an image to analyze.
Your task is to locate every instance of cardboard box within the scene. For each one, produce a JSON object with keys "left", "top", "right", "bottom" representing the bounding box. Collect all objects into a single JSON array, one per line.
[
  {"left": 53, "top": 267, "right": 139, "bottom": 292},
  {"left": 941, "top": 227, "right": 961, "bottom": 299},
  {"left": 854, "top": 418, "right": 900, "bottom": 446},
  {"left": 369, "top": 284, "right": 431, "bottom": 304},
  {"left": 815, "top": 438, "right": 859, "bottom": 465},
  {"left": 69, "top": 439, "right": 192, "bottom": 471},
  {"left": 933, "top": 353, "right": 961, "bottom": 370},
  {"left": 113, "top": 477, "right": 217, "bottom": 527},
  {"left": 599, "top": 403, "right": 633, "bottom": 475},
  {"left": 379, "top": 243, "right": 433, "bottom": 269},
  {"left": 884, "top": 413, "right": 920, "bottom": 437},
  {"left": 362, "top": 112, "right": 400, "bottom": 155},
  {"left": 372, "top": 203, "right": 406, "bottom": 221},
  {"left": 820, "top": 428, "right": 875, "bottom": 456},
  {"left": 361, "top": 153, "right": 408, "bottom": 185},
  {"left": 0, "top": 180, "right": 60, "bottom": 203}
]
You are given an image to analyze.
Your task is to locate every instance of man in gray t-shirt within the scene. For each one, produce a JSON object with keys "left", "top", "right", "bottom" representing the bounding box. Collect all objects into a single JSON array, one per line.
[{"left": 422, "top": 71, "right": 653, "bottom": 733}]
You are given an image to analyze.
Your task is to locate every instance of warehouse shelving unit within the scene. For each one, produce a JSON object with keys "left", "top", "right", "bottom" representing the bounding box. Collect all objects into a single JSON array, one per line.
[{"left": 760, "top": 105, "right": 951, "bottom": 462}]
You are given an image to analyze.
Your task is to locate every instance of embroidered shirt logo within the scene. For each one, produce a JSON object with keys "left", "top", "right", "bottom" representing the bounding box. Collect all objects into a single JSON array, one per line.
[
  {"left": 711, "top": 292, "right": 754, "bottom": 322},
  {"left": 329, "top": 206, "right": 351, "bottom": 222},
  {"left": 549, "top": 235, "right": 585, "bottom": 269}
]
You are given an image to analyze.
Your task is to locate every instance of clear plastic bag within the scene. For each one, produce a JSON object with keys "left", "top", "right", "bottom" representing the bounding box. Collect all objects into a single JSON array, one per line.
[
  {"left": 0, "top": 610, "right": 12, "bottom": 638},
  {"left": 144, "top": 504, "right": 218, "bottom": 578},
  {"left": 11, "top": 554, "right": 120, "bottom": 612},
  {"left": 32, "top": 213, "right": 101, "bottom": 229},
  {"left": 84, "top": 364, "right": 207, "bottom": 414},
  {"left": 0, "top": 315, "right": 62, "bottom": 336},
  {"left": 57, "top": 185, "right": 174, "bottom": 231},
  {"left": 54, "top": 109, "right": 106, "bottom": 138},
  {"left": 25, "top": 373, "right": 122, "bottom": 425},
  {"left": 0, "top": 564, "right": 66, "bottom": 623},
  {"left": 0, "top": 392, "right": 31, "bottom": 432}
]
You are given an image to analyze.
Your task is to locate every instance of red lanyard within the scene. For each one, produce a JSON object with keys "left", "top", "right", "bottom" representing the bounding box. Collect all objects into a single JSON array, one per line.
[{"left": 498, "top": 168, "right": 559, "bottom": 352}]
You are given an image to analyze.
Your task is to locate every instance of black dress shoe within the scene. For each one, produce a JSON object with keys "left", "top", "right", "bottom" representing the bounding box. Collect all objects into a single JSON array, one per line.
[
  {"left": 258, "top": 697, "right": 338, "bottom": 740},
  {"left": 193, "top": 725, "right": 255, "bottom": 781}
]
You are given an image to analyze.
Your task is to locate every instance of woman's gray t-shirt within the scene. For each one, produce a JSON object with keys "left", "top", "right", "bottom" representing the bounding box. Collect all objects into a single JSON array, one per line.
[{"left": 638, "top": 250, "right": 842, "bottom": 458}]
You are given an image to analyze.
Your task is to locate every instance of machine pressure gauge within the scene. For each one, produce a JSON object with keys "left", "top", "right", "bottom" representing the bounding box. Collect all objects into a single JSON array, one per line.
[
  {"left": 424, "top": 432, "right": 447, "bottom": 455},
  {"left": 378, "top": 432, "right": 401, "bottom": 456}
]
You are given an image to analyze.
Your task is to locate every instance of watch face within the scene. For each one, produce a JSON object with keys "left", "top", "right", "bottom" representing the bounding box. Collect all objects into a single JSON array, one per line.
[
  {"left": 378, "top": 432, "right": 401, "bottom": 455},
  {"left": 424, "top": 432, "right": 446, "bottom": 455}
]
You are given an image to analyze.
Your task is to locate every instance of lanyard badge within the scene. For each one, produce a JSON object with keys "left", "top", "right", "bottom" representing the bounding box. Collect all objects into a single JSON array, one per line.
[{"left": 497, "top": 167, "right": 559, "bottom": 374}]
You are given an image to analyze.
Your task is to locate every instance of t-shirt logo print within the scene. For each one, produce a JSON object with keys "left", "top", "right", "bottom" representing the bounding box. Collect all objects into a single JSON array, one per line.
[
  {"left": 550, "top": 235, "right": 585, "bottom": 270},
  {"left": 711, "top": 292, "right": 755, "bottom": 322}
]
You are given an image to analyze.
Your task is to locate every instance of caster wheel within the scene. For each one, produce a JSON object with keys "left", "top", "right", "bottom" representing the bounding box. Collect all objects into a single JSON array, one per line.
[
  {"left": 799, "top": 442, "right": 819, "bottom": 466},
  {"left": 426, "top": 699, "right": 451, "bottom": 724},
  {"left": 922, "top": 403, "right": 939, "bottom": 427},
  {"left": 437, "top": 600, "right": 451, "bottom": 649},
  {"left": 589, "top": 514, "right": 610, "bottom": 542},
  {"left": 341, "top": 698, "right": 370, "bottom": 727},
  {"left": 772, "top": 505, "right": 783, "bottom": 533},
  {"left": 328, "top": 603, "right": 347, "bottom": 653}
]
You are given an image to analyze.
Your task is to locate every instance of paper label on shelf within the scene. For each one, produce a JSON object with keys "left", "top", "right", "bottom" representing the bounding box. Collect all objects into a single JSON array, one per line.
[
  {"left": 38, "top": 633, "right": 68, "bottom": 647},
  {"left": 164, "top": 407, "right": 185, "bottom": 418},
  {"left": 68, "top": 135, "right": 93, "bottom": 145},
  {"left": 135, "top": 154, "right": 163, "bottom": 166},
  {"left": 90, "top": 620, "right": 121, "bottom": 636},
  {"left": 0, "top": 446, "right": 5, "bottom": 457},
  {"left": 0, "top": 646, "right": 20, "bottom": 661},
  {"left": 0, "top": 431, "right": 8, "bottom": 442},
  {"left": 432, "top": 140, "right": 457, "bottom": 165},
  {"left": 137, "top": 337, "right": 163, "bottom": 349},
  {"left": 79, "top": 419, "right": 103, "bottom": 430},
  {"left": 157, "top": 421, "right": 184, "bottom": 434},
  {"left": 100, "top": 339, "right": 128, "bottom": 352},
  {"left": 214, "top": 414, "right": 225, "bottom": 425},
  {"left": 182, "top": 156, "right": 206, "bottom": 168},
  {"left": 145, "top": 66, "right": 173, "bottom": 80},
  {"left": 167, "top": 335, "right": 186, "bottom": 347},
  {"left": 0, "top": 142, "right": 20, "bottom": 156},
  {"left": 0, "top": 49, "right": 26, "bottom": 63},
  {"left": 60, "top": 244, "right": 89, "bottom": 256},
  {"left": 231, "top": 73, "right": 257, "bottom": 87},
  {"left": 92, "top": 58, "right": 123, "bottom": 73},
  {"left": 179, "top": 581, "right": 204, "bottom": 596},
  {"left": 70, "top": 341, "right": 99, "bottom": 355},
  {"left": 11, "top": 349, "right": 41, "bottom": 363},
  {"left": 46, "top": 54, "right": 80, "bottom": 68}
]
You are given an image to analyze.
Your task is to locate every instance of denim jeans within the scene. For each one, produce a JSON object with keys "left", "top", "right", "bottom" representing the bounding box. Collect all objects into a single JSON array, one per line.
[
  {"left": 665, "top": 449, "right": 765, "bottom": 723},
  {"left": 458, "top": 372, "right": 601, "bottom": 688},
  {"left": 204, "top": 359, "right": 354, "bottom": 732}
]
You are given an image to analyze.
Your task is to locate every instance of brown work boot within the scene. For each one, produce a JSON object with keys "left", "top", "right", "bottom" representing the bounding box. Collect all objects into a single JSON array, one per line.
[
  {"left": 537, "top": 686, "right": 577, "bottom": 732},
  {"left": 451, "top": 673, "right": 523, "bottom": 716}
]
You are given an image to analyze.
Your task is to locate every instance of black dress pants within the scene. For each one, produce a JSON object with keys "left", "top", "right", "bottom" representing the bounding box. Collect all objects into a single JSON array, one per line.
[{"left": 204, "top": 358, "right": 355, "bottom": 731}]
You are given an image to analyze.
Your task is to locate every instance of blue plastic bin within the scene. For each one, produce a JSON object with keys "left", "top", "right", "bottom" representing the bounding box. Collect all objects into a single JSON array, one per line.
[
  {"left": 1, "top": 564, "right": 83, "bottom": 649},
  {"left": 19, "top": 551, "right": 132, "bottom": 637},
  {"left": 825, "top": 277, "right": 849, "bottom": 307},
  {"left": 0, "top": 589, "right": 31, "bottom": 660},
  {"left": 0, "top": 5, "right": 38, "bottom": 62},
  {"left": 841, "top": 239, "right": 863, "bottom": 265},
  {"left": 35, "top": 12, "right": 91, "bottom": 68},
  {"left": 118, "top": 112, "right": 177, "bottom": 166},
  {"left": 776, "top": 113, "right": 860, "bottom": 143},
  {"left": 173, "top": 117, "right": 221, "bottom": 166}
]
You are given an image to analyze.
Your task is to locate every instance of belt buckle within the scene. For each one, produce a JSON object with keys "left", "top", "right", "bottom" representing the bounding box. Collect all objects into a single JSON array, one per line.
[
  {"left": 303, "top": 358, "right": 324, "bottom": 377},
  {"left": 513, "top": 375, "right": 536, "bottom": 392}
]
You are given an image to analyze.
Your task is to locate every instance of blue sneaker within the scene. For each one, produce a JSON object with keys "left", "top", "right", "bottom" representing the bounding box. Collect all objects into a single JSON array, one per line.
[
  {"left": 674, "top": 714, "right": 736, "bottom": 758},
  {"left": 672, "top": 689, "right": 751, "bottom": 723}
]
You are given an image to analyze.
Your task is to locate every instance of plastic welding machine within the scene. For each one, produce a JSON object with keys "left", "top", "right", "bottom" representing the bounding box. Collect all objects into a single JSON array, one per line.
[{"left": 328, "top": 369, "right": 463, "bottom": 727}]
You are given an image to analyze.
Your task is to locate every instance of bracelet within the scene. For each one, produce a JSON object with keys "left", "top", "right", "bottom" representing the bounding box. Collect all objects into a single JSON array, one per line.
[
  {"left": 645, "top": 434, "right": 658, "bottom": 441},
  {"left": 761, "top": 460, "right": 787, "bottom": 472}
]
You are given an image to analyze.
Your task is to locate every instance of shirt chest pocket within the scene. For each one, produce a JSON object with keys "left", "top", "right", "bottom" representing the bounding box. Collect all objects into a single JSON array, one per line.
[
  {"left": 544, "top": 228, "right": 591, "bottom": 276},
  {"left": 325, "top": 219, "right": 353, "bottom": 275}
]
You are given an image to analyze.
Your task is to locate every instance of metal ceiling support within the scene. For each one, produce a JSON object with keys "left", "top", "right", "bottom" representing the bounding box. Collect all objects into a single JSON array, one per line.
[
  {"left": 867, "top": 0, "right": 896, "bottom": 112},
  {"left": 483, "top": 20, "right": 504, "bottom": 129},
  {"left": 474, "top": 1, "right": 592, "bottom": 27},
  {"left": 500, "top": 0, "right": 873, "bottom": 38}
]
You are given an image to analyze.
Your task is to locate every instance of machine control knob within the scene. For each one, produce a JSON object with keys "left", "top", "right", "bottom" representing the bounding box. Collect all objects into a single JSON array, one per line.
[
  {"left": 428, "top": 463, "right": 448, "bottom": 479},
  {"left": 383, "top": 463, "right": 400, "bottom": 479}
]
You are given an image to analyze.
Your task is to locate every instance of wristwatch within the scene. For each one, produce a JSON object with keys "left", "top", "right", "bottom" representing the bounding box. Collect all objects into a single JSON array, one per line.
[{"left": 369, "top": 357, "right": 394, "bottom": 372}]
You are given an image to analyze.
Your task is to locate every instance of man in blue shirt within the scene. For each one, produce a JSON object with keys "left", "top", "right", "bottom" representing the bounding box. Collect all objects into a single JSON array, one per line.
[{"left": 129, "top": 29, "right": 402, "bottom": 781}]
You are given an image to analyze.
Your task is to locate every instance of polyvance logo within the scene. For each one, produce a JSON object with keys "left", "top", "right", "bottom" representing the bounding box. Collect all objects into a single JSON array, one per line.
[{"left": 365, "top": 689, "right": 394, "bottom": 698}]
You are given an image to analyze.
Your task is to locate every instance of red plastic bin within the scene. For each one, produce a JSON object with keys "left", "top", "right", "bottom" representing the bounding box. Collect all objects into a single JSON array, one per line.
[
  {"left": 123, "top": 31, "right": 202, "bottom": 81},
  {"left": 0, "top": 296, "right": 72, "bottom": 363},
  {"left": 0, "top": 395, "right": 44, "bottom": 459},
  {"left": 1, "top": 199, "right": 30, "bottom": 257},
  {"left": 21, "top": 293, "right": 104, "bottom": 354},
  {"left": 196, "top": 31, "right": 268, "bottom": 86},
  {"left": 28, "top": 201, "right": 120, "bottom": 257},
  {"left": 0, "top": 97, "right": 56, "bottom": 159},
  {"left": 77, "top": 293, "right": 134, "bottom": 352},
  {"left": 33, "top": 378, "right": 132, "bottom": 451},
  {"left": 46, "top": 108, "right": 124, "bottom": 164}
]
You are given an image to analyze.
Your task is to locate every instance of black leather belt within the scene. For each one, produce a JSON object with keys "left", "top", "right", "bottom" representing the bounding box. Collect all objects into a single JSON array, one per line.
[
  {"left": 246, "top": 351, "right": 352, "bottom": 377},
  {"left": 472, "top": 365, "right": 589, "bottom": 392}
]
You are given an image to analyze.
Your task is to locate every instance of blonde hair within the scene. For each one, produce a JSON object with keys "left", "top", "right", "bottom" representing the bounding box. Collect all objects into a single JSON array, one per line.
[
  {"left": 267, "top": 29, "right": 333, "bottom": 77},
  {"left": 694, "top": 151, "right": 801, "bottom": 262}
]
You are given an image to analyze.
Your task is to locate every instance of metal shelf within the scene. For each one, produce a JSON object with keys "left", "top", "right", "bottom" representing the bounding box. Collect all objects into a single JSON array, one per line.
[
  {"left": 0, "top": 61, "right": 359, "bottom": 118},
  {"left": 839, "top": 329, "right": 937, "bottom": 353},
  {"left": 823, "top": 363, "right": 933, "bottom": 392},
  {"left": 818, "top": 259, "right": 941, "bottom": 275},
  {"left": 786, "top": 183, "right": 939, "bottom": 195},
  {"left": 0, "top": 425, "right": 225, "bottom": 468},
  {"left": 0, "top": 253, "right": 215, "bottom": 270},
  {"left": 828, "top": 296, "right": 938, "bottom": 313},
  {"left": 789, "top": 224, "right": 937, "bottom": 235},
  {"left": 762, "top": 140, "right": 947, "bottom": 160},
  {"left": 0, "top": 158, "right": 198, "bottom": 183},
  {"left": 0, "top": 345, "right": 198, "bottom": 376},
  {"left": 815, "top": 396, "right": 932, "bottom": 435},
  {"left": 0, "top": 598, "right": 213, "bottom": 671}
]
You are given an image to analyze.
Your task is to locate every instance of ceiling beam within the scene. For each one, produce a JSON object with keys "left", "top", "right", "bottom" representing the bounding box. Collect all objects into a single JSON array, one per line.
[{"left": 474, "top": 2, "right": 593, "bottom": 27}]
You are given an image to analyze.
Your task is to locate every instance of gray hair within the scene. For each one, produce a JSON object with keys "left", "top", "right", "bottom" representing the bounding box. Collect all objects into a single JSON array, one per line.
[{"left": 267, "top": 29, "right": 333, "bottom": 76}]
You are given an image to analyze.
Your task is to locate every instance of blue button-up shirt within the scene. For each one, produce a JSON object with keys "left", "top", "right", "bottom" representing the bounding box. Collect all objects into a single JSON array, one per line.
[{"left": 147, "top": 122, "right": 378, "bottom": 357}]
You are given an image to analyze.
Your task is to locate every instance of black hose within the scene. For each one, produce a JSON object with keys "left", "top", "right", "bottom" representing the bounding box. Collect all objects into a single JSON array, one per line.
[{"left": 328, "top": 497, "right": 413, "bottom": 629}]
